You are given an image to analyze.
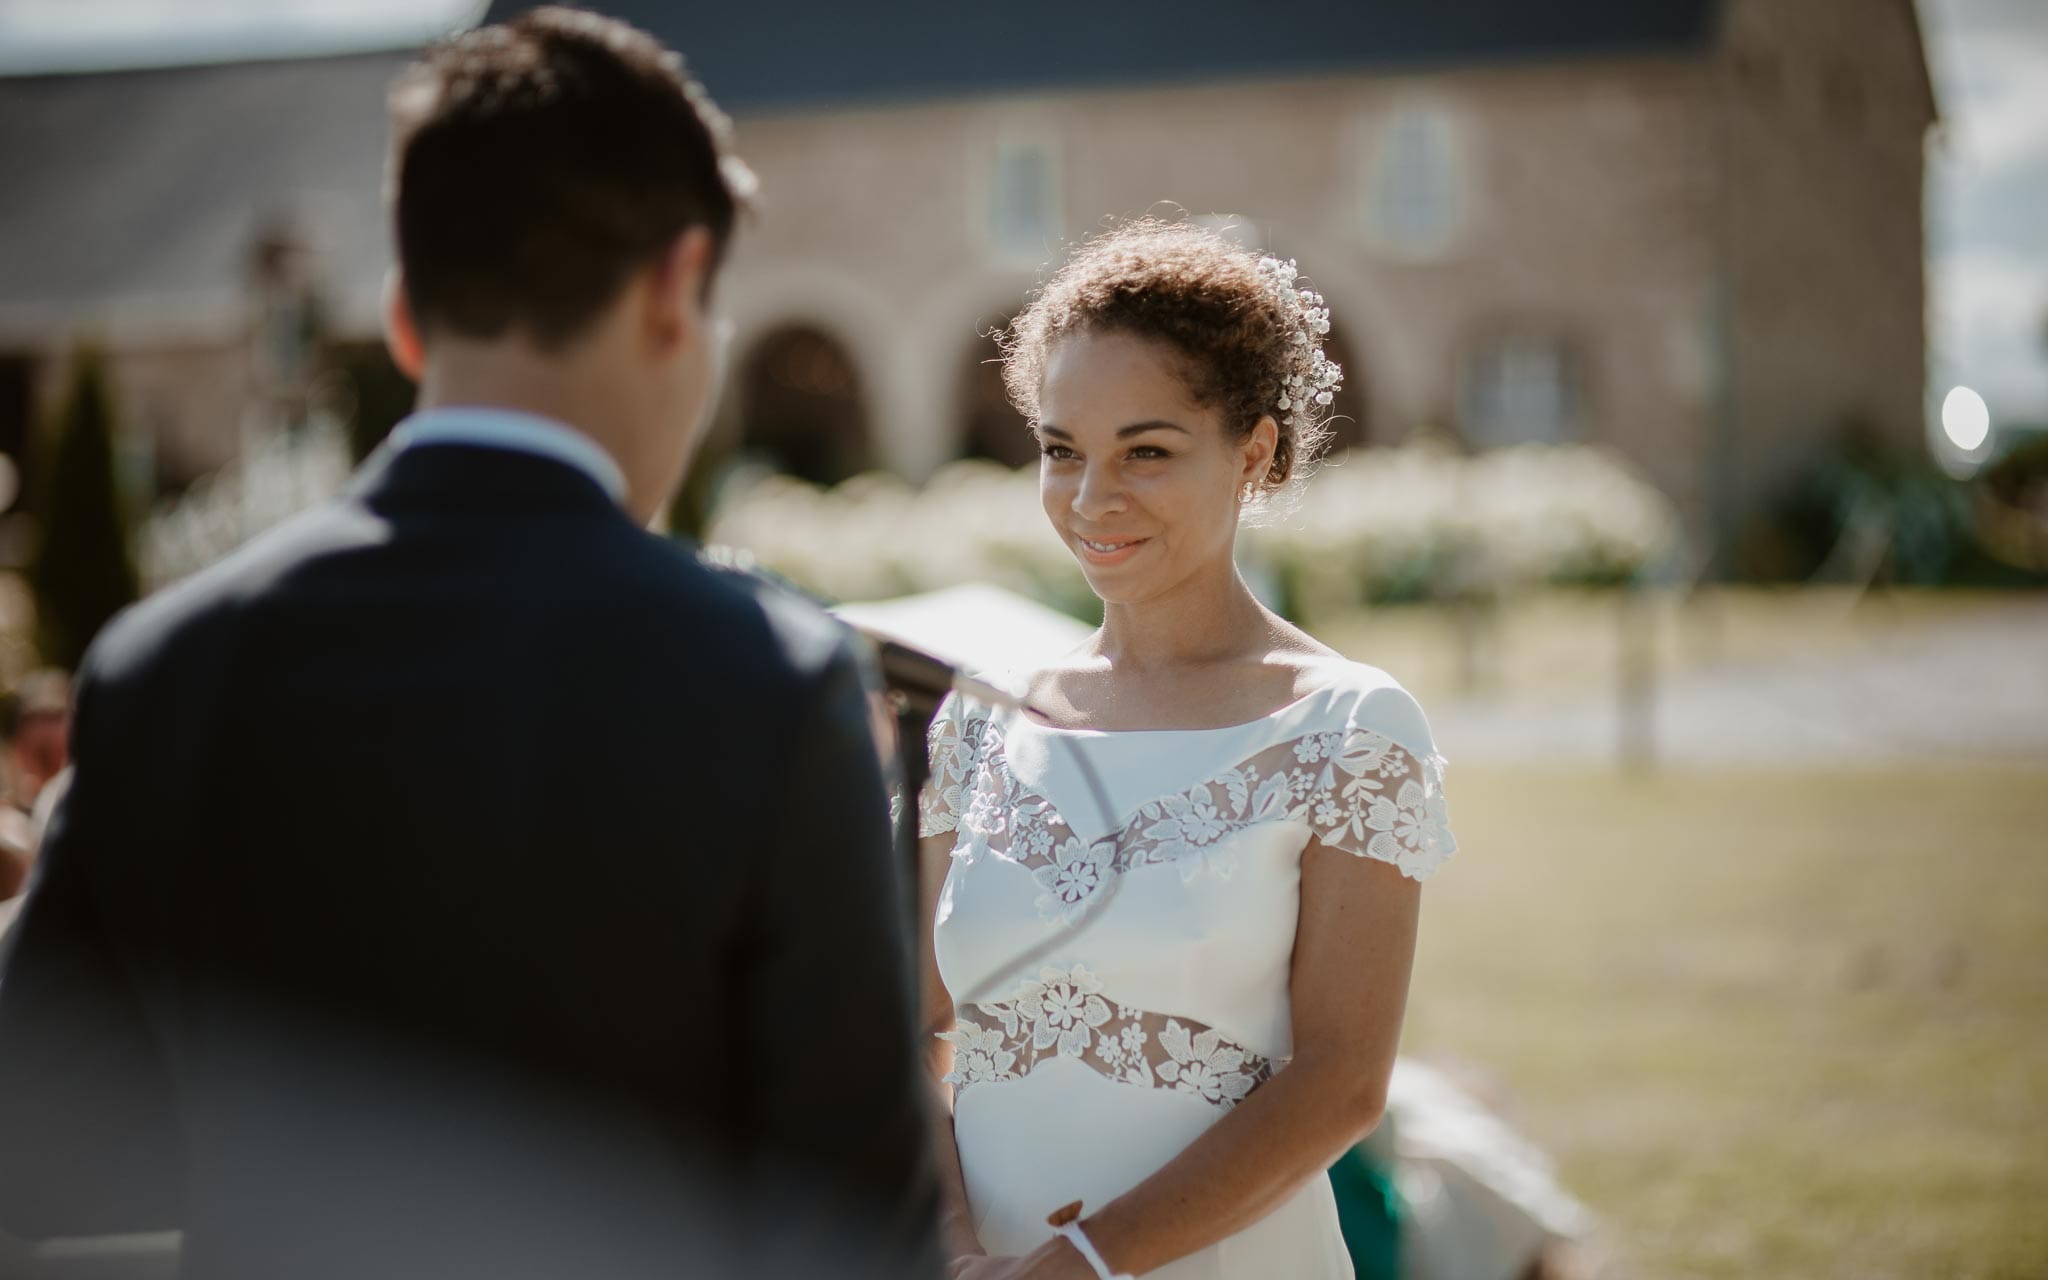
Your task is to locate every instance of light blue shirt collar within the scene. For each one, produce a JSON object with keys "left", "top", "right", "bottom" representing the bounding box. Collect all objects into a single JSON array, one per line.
[{"left": 390, "top": 407, "right": 629, "bottom": 506}]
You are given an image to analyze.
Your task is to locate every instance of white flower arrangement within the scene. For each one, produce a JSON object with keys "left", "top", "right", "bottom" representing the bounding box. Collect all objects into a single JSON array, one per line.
[
  {"left": 704, "top": 458, "right": 1095, "bottom": 615},
  {"left": 1256, "top": 255, "right": 1344, "bottom": 428},
  {"left": 705, "top": 441, "right": 1679, "bottom": 621},
  {"left": 138, "top": 418, "right": 355, "bottom": 591}
]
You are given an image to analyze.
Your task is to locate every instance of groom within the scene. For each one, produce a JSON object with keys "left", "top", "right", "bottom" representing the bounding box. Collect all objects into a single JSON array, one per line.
[{"left": 0, "top": 9, "right": 937, "bottom": 1278}]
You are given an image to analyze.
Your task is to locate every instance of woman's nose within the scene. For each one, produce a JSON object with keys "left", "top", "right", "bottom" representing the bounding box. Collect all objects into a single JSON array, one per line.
[{"left": 1071, "top": 461, "right": 1126, "bottom": 521}]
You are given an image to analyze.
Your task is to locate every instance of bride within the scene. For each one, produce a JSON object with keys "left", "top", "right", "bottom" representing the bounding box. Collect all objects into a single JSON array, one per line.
[{"left": 917, "top": 219, "right": 1457, "bottom": 1280}]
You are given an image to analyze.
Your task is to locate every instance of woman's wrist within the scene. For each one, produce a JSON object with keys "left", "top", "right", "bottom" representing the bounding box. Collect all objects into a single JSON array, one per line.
[
  {"left": 1038, "top": 1202, "right": 1131, "bottom": 1280},
  {"left": 1026, "top": 1233, "right": 1102, "bottom": 1280}
]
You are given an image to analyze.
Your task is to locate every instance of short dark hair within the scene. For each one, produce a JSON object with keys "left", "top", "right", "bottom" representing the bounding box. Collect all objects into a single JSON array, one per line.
[{"left": 389, "top": 7, "right": 752, "bottom": 349}]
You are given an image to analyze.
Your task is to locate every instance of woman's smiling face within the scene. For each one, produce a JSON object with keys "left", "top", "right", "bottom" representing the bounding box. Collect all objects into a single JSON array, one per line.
[{"left": 1035, "top": 329, "right": 1273, "bottom": 606}]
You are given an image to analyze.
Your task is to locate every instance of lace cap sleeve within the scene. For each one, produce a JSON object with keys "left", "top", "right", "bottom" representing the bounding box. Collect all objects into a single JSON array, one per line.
[
  {"left": 918, "top": 691, "right": 989, "bottom": 839},
  {"left": 1303, "top": 682, "right": 1457, "bottom": 882}
]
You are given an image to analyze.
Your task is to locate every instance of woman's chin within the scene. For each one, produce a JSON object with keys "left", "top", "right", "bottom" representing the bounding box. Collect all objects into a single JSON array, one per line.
[{"left": 1077, "top": 563, "right": 1157, "bottom": 606}]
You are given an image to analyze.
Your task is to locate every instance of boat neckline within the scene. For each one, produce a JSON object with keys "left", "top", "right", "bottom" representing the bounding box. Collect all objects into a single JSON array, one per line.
[{"left": 1008, "top": 681, "right": 1338, "bottom": 737}]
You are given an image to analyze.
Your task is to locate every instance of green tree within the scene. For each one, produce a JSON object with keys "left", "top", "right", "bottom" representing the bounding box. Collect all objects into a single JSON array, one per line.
[
  {"left": 331, "top": 340, "right": 416, "bottom": 463},
  {"left": 29, "top": 343, "right": 140, "bottom": 670}
]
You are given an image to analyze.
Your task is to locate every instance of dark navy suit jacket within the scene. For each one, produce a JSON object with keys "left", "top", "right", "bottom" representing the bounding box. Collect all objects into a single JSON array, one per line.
[{"left": 0, "top": 442, "right": 939, "bottom": 1279}]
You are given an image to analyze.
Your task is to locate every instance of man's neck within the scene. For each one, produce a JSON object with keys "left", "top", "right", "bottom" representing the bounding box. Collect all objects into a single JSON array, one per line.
[
  {"left": 416, "top": 371, "right": 612, "bottom": 448},
  {"left": 415, "top": 347, "right": 643, "bottom": 515}
]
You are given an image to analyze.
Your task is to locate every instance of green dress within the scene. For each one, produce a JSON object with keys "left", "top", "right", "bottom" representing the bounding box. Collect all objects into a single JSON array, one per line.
[{"left": 1328, "top": 1138, "right": 1403, "bottom": 1280}]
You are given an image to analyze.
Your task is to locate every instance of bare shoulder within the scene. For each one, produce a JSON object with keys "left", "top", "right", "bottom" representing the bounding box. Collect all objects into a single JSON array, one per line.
[
  {"left": 1262, "top": 614, "right": 1347, "bottom": 697},
  {"left": 1016, "top": 639, "right": 1111, "bottom": 723}
]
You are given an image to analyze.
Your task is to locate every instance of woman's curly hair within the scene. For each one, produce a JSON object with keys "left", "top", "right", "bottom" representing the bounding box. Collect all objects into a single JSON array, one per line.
[{"left": 997, "top": 218, "right": 1338, "bottom": 495}]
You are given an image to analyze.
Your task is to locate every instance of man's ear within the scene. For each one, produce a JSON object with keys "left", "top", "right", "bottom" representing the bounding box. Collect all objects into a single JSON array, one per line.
[
  {"left": 643, "top": 226, "right": 715, "bottom": 353},
  {"left": 382, "top": 270, "right": 425, "bottom": 382}
]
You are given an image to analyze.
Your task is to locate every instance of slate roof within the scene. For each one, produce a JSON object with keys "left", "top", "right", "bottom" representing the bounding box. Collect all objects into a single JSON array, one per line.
[
  {"left": 1, "top": 2, "right": 1732, "bottom": 342},
  {"left": 482, "top": 0, "right": 1723, "bottom": 113},
  {"left": 0, "top": 49, "right": 412, "bottom": 343}
]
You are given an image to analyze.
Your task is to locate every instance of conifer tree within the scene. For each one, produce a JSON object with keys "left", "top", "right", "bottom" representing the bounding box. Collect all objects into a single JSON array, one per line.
[{"left": 29, "top": 343, "right": 140, "bottom": 671}]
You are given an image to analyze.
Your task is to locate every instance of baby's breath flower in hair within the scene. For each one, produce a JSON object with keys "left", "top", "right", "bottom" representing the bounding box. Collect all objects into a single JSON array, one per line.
[{"left": 1257, "top": 255, "right": 1344, "bottom": 430}]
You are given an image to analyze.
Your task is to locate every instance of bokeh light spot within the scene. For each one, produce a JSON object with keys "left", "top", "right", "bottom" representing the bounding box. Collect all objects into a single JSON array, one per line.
[{"left": 1941, "top": 386, "right": 1991, "bottom": 452}]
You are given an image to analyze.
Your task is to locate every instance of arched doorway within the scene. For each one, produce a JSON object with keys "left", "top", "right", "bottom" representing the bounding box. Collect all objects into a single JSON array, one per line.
[
  {"left": 956, "top": 317, "right": 1038, "bottom": 469},
  {"left": 736, "top": 324, "right": 872, "bottom": 486}
]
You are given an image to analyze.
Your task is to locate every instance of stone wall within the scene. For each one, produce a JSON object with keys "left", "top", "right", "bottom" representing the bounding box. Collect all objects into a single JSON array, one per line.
[
  {"left": 1713, "top": 0, "right": 1936, "bottom": 539},
  {"left": 0, "top": 13, "right": 1932, "bottom": 560},
  {"left": 717, "top": 56, "right": 1731, "bottom": 529}
]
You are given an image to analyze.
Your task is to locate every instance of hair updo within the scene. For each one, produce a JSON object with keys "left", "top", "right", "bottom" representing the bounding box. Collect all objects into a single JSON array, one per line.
[{"left": 998, "top": 217, "right": 1342, "bottom": 495}]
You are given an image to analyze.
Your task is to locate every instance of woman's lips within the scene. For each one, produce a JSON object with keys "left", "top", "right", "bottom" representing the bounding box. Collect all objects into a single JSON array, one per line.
[{"left": 1074, "top": 535, "right": 1148, "bottom": 566}]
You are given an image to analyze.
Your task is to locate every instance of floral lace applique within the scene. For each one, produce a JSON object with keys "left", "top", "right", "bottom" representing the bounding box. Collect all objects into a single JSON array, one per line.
[
  {"left": 944, "top": 722, "right": 1453, "bottom": 923},
  {"left": 918, "top": 702, "right": 993, "bottom": 839},
  {"left": 1114, "top": 726, "right": 1455, "bottom": 883},
  {"left": 924, "top": 716, "right": 1120, "bottom": 923},
  {"left": 939, "top": 964, "right": 1279, "bottom": 1112}
]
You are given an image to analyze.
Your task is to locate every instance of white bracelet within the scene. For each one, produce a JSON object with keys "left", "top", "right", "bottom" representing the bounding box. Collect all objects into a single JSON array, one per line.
[{"left": 1054, "top": 1219, "right": 1132, "bottom": 1280}]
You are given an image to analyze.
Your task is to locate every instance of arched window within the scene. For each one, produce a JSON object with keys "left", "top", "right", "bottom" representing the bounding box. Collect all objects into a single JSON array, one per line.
[
  {"left": 1457, "top": 334, "right": 1582, "bottom": 448},
  {"left": 1363, "top": 104, "right": 1467, "bottom": 259},
  {"left": 736, "top": 325, "right": 871, "bottom": 486},
  {"left": 987, "top": 136, "right": 1062, "bottom": 265}
]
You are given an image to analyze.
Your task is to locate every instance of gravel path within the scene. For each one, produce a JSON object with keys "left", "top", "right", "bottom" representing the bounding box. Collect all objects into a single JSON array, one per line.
[{"left": 1429, "top": 596, "right": 2048, "bottom": 767}]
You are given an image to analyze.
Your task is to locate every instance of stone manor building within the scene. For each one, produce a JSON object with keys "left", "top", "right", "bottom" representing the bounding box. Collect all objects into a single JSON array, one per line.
[{"left": 0, "top": 0, "right": 1937, "bottom": 551}]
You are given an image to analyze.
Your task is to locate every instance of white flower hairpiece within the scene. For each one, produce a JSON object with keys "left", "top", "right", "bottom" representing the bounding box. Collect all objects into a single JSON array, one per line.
[{"left": 1257, "top": 255, "right": 1343, "bottom": 428}]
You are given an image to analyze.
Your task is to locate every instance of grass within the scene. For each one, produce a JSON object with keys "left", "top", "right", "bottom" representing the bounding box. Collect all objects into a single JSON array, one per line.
[{"left": 1400, "top": 765, "right": 2048, "bottom": 1280}]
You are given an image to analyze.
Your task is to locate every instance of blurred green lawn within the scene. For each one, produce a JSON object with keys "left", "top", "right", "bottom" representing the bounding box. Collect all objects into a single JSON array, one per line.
[{"left": 1401, "top": 765, "right": 2048, "bottom": 1280}]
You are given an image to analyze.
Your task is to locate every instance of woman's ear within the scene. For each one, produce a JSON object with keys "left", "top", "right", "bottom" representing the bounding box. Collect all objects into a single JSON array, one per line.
[
  {"left": 1242, "top": 414, "right": 1280, "bottom": 485},
  {"left": 382, "top": 270, "right": 425, "bottom": 382}
]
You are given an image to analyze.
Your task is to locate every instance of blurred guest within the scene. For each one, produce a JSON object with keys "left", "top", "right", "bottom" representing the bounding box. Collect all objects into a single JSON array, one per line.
[
  {"left": 0, "top": 860, "right": 20, "bottom": 929},
  {"left": 2, "top": 669, "right": 71, "bottom": 815},
  {"left": 0, "top": 9, "right": 935, "bottom": 1280},
  {"left": 0, "top": 816, "right": 24, "bottom": 905},
  {"left": 0, "top": 669, "right": 69, "bottom": 901},
  {"left": 0, "top": 768, "right": 65, "bottom": 944}
]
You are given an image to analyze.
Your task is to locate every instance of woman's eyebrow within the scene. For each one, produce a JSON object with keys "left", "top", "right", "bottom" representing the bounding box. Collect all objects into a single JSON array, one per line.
[
  {"left": 1117, "top": 420, "right": 1192, "bottom": 438},
  {"left": 1034, "top": 420, "right": 1192, "bottom": 440}
]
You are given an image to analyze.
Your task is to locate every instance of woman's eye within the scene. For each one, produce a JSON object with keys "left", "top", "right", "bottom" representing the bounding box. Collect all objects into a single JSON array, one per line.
[
  {"left": 1128, "top": 446, "right": 1170, "bottom": 460},
  {"left": 1039, "top": 442, "right": 1078, "bottom": 460}
]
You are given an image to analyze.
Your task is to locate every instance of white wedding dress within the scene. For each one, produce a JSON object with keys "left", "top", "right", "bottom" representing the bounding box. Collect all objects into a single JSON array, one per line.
[{"left": 920, "top": 661, "right": 1457, "bottom": 1279}]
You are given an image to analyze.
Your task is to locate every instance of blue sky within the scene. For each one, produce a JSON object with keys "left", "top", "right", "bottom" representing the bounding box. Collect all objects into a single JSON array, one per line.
[
  {"left": 0, "top": 0, "right": 482, "bottom": 71},
  {"left": 1, "top": 0, "right": 2043, "bottom": 427},
  {"left": 1922, "top": 0, "right": 2048, "bottom": 425}
]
